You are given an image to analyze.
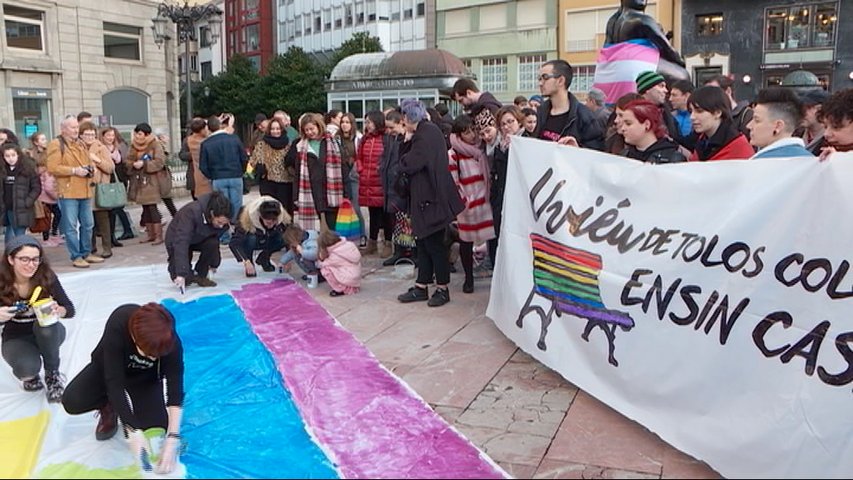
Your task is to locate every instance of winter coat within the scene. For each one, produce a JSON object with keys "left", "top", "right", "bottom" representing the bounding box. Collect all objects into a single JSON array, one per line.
[
  {"left": 621, "top": 138, "right": 686, "bottom": 164},
  {"left": 199, "top": 131, "right": 247, "bottom": 180},
  {"left": 751, "top": 138, "right": 815, "bottom": 159},
  {"left": 249, "top": 138, "right": 293, "bottom": 183},
  {"left": 399, "top": 121, "right": 465, "bottom": 239},
  {"left": 85, "top": 141, "right": 116, "bottom": 211},
  {"left": 535, "top": 94, "right": 605, "bottom": 151},
  {"left": 319, "top": 239, "right": 362, "bottom": 294},
  {"left": 284, "top": 139, "right": 339, "bottom": 213},
  {"left": 38, "top": 167, "right": 58, "bottom": 205},
  {"left": 126, "top": 136, "right": 166, "bottom": 206},
  {"left": 378, "top": 134, "right": 404, "bottom": 213},
  {"left": 280, "top": 229, "right": 320, "bottom": 266},
  {"left": 2, "top": 158, "right": 41, "bottom": 228},
  {"left": 689, "top": 120, "right": 755, "bottom": 162},
  {"left": 229, "top": 195, "right": 291, "bottom": 262},
  {"left": 165, "top": 193, "right": 230, "bottom": 279},
  {"left": 357, "top": 131, "right": 387, "bottom": 208},
  {"left": 448, "top": 147, "right": 496, "bottom": 243},
  {"left": 46, "top": 136, "right": 94, "bottom": 199},
  {"left": 186, "top": 133, "right": 211, "bottom": 196}
]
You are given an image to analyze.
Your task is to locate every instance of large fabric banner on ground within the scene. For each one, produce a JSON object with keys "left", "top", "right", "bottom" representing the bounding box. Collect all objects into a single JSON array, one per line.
[{"left": 486, "top": 136, "right": 853, "bottom": 478}]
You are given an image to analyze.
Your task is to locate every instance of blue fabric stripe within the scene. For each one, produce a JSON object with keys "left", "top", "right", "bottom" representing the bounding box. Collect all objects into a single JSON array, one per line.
[{"left": 164, "top": 295, "right": 338, "bottom": 479}]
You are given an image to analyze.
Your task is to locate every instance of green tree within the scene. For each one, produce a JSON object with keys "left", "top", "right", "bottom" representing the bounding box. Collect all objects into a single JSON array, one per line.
[
  {"left": 330, "top": 32, "right": 384, "bottom": 69},
  {"left": 194, "top": 54, "right": 262, "bottom": 126},
  {"left": 262, "top": 47, "right": 327, "bottom": 118}
]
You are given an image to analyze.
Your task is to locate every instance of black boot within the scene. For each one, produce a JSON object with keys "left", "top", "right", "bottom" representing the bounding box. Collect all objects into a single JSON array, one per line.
[
  {"left": 383, "top": 244, "right": 412, "bottom": 267},
  {"left": 256, "top": 251, "right": 275, "bottom": 272}
]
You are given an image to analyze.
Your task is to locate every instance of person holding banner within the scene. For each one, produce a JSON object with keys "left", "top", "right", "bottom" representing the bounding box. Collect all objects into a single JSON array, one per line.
[
  {"left": 688, "top": 86, "right": 755, "bottom": 162},
  {"left": 818, "top": 88, "right": 853, "bottom": 159},
  {"left": 618, "top": 100, "right": 686, "bottom": 164},
  {"left": 396, "top": 99, "right": 464, "bottom": 307},
  {"left": 534, "top": 60, "right": 605, "bottom": 150},
  {"left": 748, "top": 88, "right": 814, "bottom": 159}
]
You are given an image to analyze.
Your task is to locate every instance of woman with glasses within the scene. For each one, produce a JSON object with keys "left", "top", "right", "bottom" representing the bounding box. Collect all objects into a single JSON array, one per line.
[
  {"left": 490, "top": 105, "right": 526, "bottom": 268},
  {"left": 0, "top": 235, "right": 74, "bottom": 402},
  {"left": 2, "top": 143, "right": 41, "bottom": 244},
  {"left": 80, "top": 122, "right": 116, "bottom": 258}
]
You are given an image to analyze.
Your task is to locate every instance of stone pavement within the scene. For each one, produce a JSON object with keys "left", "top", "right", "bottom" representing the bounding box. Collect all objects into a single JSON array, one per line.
[{"left": 40, "top": 194, "right": 721, "bottom": 479}]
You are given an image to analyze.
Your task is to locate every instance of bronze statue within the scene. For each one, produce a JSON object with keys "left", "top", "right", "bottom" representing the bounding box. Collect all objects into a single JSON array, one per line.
[{"left": 605, "top": 0, "right": 690, "bottom": 82}]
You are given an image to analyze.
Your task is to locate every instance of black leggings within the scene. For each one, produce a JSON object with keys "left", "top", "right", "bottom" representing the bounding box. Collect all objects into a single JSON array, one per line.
[
  {"left": 368, "top": 207, "right": 393, "bottom": 241},
  {"left": 415, "top": 229, "right": 451, "bottom": 286},
  {"left": 459, "top": 241, "right": 474, "bottom": 281},
  {"left": 162, "top": 198, "right": 178, "bottom": 217},
  {"left": 63, "top": 363, "right": 167, "bottom": 430},
  {"left": 48, "top": 203, "right": 62, "bottom": 235}
]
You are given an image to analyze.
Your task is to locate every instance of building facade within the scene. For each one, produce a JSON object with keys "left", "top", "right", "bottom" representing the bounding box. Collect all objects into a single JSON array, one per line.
[
  {"left": 681, "top": 0, "right": 852, "bottom": 100},
  {"left": 224, "top": 0, "right": 275, "bottom": 72},
  {"left": 558, "top": 0, "right": 681, "bottom": 97},
  {"left": 276, "top": 0, "right": 434, "bottom": 56},
  {"left": 436, "top": 0, "right": 559, "bottom": 104},
  {"left": 0, "top": 0, "right": 179, "bottom": 147},
  {"left": 176, "top": 0, "right": 227, "bottom": 84}
]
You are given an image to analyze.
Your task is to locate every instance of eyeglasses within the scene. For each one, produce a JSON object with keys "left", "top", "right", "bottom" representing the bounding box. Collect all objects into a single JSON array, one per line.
[
  {"left": 539, "top": 73, "right": 561, "bottom": 82},
  {"left": 81, "top": 132, "right": 97, "bottom": 137},
  {"left": 14, "top": 256, "right": 41, "bottom": 265}
]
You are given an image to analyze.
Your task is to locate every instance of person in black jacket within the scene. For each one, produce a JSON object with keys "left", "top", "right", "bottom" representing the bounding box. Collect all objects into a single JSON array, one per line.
[
  {"left": 618, "top": 100, "right": 686, "bottom": 163},
  {"left": 199, "top": 116, "right": 247, "bottom": 243},
  {"left": 229, "top": 195, "right": 290, "bottom": 277},
  {"left": 535, "top": 60, "right": 605, "bottom": 150},
  {"left": 164, "top": 191, "right": 232, "bottom": 289},
  {"left": 1, "top": 235, "right": 73, "bottom": 402},
  {"left": 395, "top": 99, "right": 465, "bottom": 307},
  {"left": 63, "top": 303, "right": 184, "bottom": 474},
  {"left": 2, "top": 144, "right": 41, "bottom": 242}
]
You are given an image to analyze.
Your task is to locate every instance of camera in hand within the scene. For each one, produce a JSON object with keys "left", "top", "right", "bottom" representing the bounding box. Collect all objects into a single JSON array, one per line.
[
  {"left": 83, "top": 165, "right": 94, "bottom": 177},
  {"left": 12, "top": 300, "right": 28, "bottom": 313},
  {"left": 141, "top": 153, "right": 152, "bottom": 162}
]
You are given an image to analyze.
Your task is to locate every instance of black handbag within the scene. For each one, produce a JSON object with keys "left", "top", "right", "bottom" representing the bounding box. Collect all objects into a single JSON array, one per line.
[{"left": 393, "top": 172, "right": 410, "bottom": 200}]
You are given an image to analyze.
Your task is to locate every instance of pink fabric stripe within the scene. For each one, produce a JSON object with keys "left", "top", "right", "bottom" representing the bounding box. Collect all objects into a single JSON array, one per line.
[
  {"left": 596, "top": 42, "right": 659, "bottom": 64},
  {"left": 233, "top": 280, "right": 506, "bottom": 479},
  {"left": 592, "top": 81, "right": 640, "bottom": 105}
]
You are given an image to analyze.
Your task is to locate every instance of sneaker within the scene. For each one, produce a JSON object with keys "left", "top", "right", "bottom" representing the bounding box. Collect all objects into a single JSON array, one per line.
[
  {"left": 44, "top": 370, "right": 65, "bottom": 403},
  {"left": 84, "top": 254, "right": 105, "bottom": 264},
  {"left": 397, "top": 286, "right": 428, "bottom": 303},
  {"left": 193, "top": 276, "right": 217, "bottom": 288},
  {"left": 72, "top": 258, "right": 90, "bottom": 268},
  {"left": 428, "top": 288, "right": 451, "bottom": 307},
  {"left": 95, "top": 402, "right": 119, "bottom": 441},
  {"left": 23, "top": 376, "right": 44, "bottom": 392}
]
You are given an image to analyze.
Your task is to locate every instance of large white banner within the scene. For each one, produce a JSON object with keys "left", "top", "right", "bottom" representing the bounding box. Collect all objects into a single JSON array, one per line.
[{"left": 487, "top": 136, "right": 853, "bottom": 478}]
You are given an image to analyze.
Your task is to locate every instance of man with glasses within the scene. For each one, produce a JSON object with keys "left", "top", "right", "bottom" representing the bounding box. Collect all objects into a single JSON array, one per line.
[
  {"left": 46, "top": 115, "right": 104, "bottom": 268},
  {"left": 535, "top": 60, "right": 605, "bottom": 150}
]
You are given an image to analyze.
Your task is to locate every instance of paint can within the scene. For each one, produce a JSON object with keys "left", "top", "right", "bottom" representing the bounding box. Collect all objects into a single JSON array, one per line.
[{"left": 306, "top": 273, "right": 319, "bottom": 289}]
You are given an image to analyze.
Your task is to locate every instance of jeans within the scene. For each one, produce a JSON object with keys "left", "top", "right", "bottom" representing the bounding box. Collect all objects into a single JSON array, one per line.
[
  {"left": 1, "top": 322, "right": 67, "bottom": 379},
  {"left": 4, "top": 210, "right": 27, "bottom": 241},
  {"left": 212, "top": 177, "right": 243, "bottom": 242},
  {"left": 58, "top": 198, "right": 94, "bottom": 261},
  {"left": 345, "top": 170, "right": 365, "bottom": 238},
  {"left": 241, "top": 232, "right": 285, "bottom": 263}
]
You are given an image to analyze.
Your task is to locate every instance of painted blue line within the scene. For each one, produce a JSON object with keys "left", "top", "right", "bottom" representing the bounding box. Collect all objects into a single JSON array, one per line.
[{"left": 163, "top": 295, "right": 338, "bottom": 479}]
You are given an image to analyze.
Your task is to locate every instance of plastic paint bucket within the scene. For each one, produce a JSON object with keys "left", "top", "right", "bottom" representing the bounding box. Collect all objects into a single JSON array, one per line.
[
  {"left": 32, "top": 298, "right": 59, "bottom": 327},
  {"left": 306, "top": 273, "right": 319, "bottom": 289},
  {"left": 144, "top": 427, "right": 166, "bottom": 464}
]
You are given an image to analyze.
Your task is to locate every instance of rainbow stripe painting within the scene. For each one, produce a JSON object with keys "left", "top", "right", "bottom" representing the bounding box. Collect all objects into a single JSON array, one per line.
[{"left": 517, "top": 233, "right": 635, "bottom": 367}]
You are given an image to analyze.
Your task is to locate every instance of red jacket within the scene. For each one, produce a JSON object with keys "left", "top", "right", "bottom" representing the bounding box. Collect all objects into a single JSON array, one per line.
[
  {"left": 357, "top": 132, "right": 385, "bottom": 207},
  {"left": 689, "top": 133, "right": 754, "bottom": 161}
]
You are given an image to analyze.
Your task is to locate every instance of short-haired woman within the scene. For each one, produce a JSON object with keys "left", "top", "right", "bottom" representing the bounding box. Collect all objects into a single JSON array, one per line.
[
  {"left": 63, "top": 303, "right": 184, "bottom": 474},
  {"left": 126, "top": 123, "right": 167, "bottom": 244},
  {"left": 688, "top": 86, "right": 755, "bottom": 161},
  {"left": 618, "top": 100, "right": 686, "bottom": 164},
  {"left": 395, "top": 99, "right": 464, "bottom": 307},
  {"left": 1, "top": 235, "right": 74, "bottom": 402},
  {"left": 79, "top": 121, "right": 116, "bottom": 258}
]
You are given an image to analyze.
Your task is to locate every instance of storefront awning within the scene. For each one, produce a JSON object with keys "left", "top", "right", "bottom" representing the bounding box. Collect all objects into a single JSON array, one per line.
[{"left": 326, "top": 49, "right": 475, "bottom": 93}]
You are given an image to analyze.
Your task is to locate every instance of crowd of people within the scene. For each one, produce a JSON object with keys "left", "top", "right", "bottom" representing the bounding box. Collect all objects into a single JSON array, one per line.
[{"left": 1, "top": 57, "right": 852, "bottom": 472}]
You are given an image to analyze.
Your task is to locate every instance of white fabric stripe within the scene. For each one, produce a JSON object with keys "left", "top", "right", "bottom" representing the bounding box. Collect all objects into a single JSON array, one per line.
[{"left": 593, "top": 60, "right": 659, "bottom": 84}]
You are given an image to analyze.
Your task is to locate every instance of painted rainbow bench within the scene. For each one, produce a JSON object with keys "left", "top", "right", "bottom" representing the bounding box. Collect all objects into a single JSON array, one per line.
[{"left": 516, "top": 233, "right": 635, "bottom": 366}]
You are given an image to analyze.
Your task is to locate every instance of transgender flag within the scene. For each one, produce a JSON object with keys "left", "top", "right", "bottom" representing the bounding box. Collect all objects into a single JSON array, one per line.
[{"left": 592, "top": 39, "right": 660, "bottom": 105}]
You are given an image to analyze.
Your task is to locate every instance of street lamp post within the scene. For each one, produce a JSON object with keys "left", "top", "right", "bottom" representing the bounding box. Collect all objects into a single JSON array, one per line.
[{"left": 151, "top": 2, "right": 222, "bottom": 127}]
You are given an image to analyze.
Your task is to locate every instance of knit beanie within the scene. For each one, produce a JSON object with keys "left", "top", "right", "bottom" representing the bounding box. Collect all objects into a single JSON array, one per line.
[{"left": 636, "top": 71, "right": 666, "bottom": 95}]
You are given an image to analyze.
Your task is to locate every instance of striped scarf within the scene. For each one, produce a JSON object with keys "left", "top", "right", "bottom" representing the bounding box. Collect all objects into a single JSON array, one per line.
[{"left": 295, "top": 134, "right": 343, "bottom": 231}]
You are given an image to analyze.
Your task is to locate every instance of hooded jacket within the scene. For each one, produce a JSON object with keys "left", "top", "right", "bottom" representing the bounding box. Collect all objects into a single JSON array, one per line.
[
  {"left": 229, "top": 195, "right": 291, "bottom": 262},
  {"left": 318, "top": 239, "right": 362, "bottom": 292},
  {"left": 622, "top": 138, "right": 686, "bottom": 164},
  {"left": 165, "top": 193, "right": 230, "bottom": 278}
]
